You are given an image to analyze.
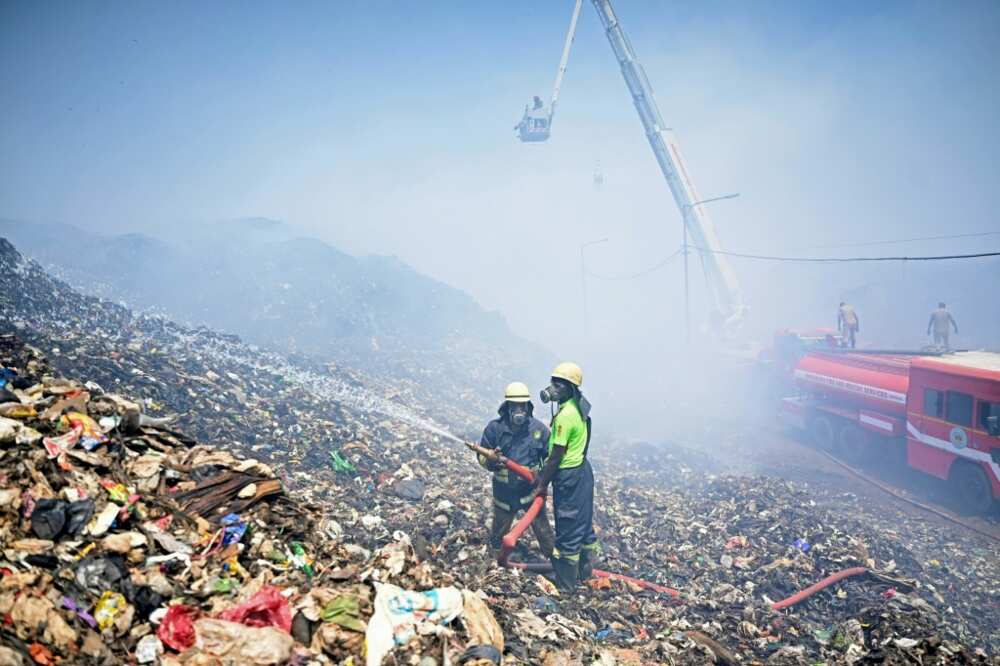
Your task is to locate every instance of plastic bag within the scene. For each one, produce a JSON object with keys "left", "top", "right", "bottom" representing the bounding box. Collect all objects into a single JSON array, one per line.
[
  {"left": 31, "top": 498, "right": 95, "bottom": 540},
  {"left": 65, "top": 499, "right": 95, "bottom": 535},
  {"left": 60, "top": 411, "right": 108, "bottom": 450},
  {"left": 30, "top": 499, "right": 67, "bottom": 540},
  {"left": 42, "top": 427, "right": 80, "bottom": 459},
  {"left": 320, "top": 594, "right": 366, "bottom": 632},
  {"left": 94, "top": 591, "right": 128, "bottom": 631},
  {"left": 329, "top": 450, "right": 357, "bottom": 475},
  {"left": 220, "top": 513, "right": 247, "bottom": 546},
  {"left": 365, "top": 582, "right": 464, "bottom": 666},
  {"left": 157, "top": 604, "right": 199, "bottom": 651},
  {"left": 193, "top": 618, "right": 294, "bottom": 665},
  {"left": 218, "top": 586, "right": 292, "bottom": 632},
  {"left": 75, "top": 556, "right": 128, "bottom": 596}
]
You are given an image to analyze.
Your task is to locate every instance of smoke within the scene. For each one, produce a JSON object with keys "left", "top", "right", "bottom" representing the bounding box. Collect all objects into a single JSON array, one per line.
[{"left": 2, "top": 1, "right": 998, "bottom": 441}]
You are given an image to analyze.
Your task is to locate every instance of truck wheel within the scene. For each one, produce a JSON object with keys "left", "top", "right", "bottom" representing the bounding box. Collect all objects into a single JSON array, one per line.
[
  {"left": 809, "top": 415, "right": 835, "bottom": 451},
  {"left": 949, "top": 462, "right": 994, "bottom": 515},
  {"left": 837, "top": 424, "right": 868, "bottom": 464}
]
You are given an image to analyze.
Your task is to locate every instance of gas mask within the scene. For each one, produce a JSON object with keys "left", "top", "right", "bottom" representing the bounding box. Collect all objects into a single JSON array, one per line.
[
  {"left": 539, "top": 381, "right": 570, "bottom": 405},
  {"left": 507, "top": 403, "right": 529, "bottom": 429}
]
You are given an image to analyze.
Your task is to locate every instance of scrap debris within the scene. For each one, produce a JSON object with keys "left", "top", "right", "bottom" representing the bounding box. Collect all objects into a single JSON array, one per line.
[{"left": 2, "top": 237, "right": 999, "bottom": 663}]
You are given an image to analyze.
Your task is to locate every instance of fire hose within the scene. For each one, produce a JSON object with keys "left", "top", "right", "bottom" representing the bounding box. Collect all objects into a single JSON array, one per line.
[
  {"left": 819, "top": 450, "right": 1000, "bottom": 544},
  {"left": 769, "top": 566, "right": 868, "bottom": 611},
  {"left": 466, "top": 441, "right": 682, "bottom": 597},
  {"left": 464, "top": 441, "right": 876, "bottom": 607}
]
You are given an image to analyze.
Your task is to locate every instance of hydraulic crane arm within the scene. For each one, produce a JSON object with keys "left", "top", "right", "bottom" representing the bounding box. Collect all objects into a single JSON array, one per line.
[
  {"left": 590, "top": 0, "right": 747, "bottom": 333},
  {"left": 549, "top": 0, "right": 584, "bottom": 126}
]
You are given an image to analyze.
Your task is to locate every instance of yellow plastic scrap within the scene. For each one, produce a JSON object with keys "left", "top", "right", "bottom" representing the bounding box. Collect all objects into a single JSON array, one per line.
[
  {"left": 103, "top": 483, "right": 131, "bottom": 505},
  {"left": 224, "top": 556, "right": 249, "bottom": 581},
  {"left": 0, "top": 404, "right": 37, "bottom": 419},
  {"left": 94, "top": 591, "right": 128, "bottom": 631},
  {"left": 74, "top": 543, "right": 96, "bottom": 561}
]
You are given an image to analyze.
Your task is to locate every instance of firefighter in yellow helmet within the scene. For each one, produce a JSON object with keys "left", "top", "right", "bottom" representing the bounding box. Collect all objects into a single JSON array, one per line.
[
  {"left": 478, "top": 382, "right": 554, "bottom": 560},
  {"left": 531, "top": 362, "right": 599, "bottom": 590}
]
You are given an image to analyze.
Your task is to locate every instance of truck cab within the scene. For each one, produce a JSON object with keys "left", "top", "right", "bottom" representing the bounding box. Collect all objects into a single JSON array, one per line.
[
  {"left": 781, "top": 349, "right": 1000, "bottom": 513},
  {"left": 907, "top": 353, "right": 1000, "bottom": 512}
]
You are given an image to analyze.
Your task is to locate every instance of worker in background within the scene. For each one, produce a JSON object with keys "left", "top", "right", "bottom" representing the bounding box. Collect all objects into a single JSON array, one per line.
[
  {"left": 837, "top": 302, "right": 860, "bottom": 349},
  {"left": 478, "top": 382, "right": 554, "bottom": 561},
  {"left": 927, "top": 302, "right": 959, "bottom": 349},
  {"left": 516, "top": 96, "right": 548, "bottom": 133},
  {"left": 531, "top": 362, "right": 598, "bottom": 591}
]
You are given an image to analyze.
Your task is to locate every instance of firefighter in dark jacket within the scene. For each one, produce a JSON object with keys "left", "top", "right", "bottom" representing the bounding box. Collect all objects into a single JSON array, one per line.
[
  {"left": 479, "top": 382, "right": 555, "bottom": 560},
  {"left": 531, "top": 362, "right": 599, "bottom": 591}
]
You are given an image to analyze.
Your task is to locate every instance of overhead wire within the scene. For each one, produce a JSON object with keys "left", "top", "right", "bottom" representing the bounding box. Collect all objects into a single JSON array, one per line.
[
  {"left": 804, "top": 230, "right": 1000, "bottom": 249},
  {"left": 580, "top": 235, "right": 997, "bottom": 283},
  {"left": 584, "top": 248, "right": 683, "bottom": 280},
  {"left": 692, "top": 247, "right": 1000, "bottom": 263}
]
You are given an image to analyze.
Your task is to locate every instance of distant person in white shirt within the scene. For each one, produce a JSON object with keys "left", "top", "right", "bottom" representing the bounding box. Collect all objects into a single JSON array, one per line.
[{"left": 927, "top": 302, "right": 958, "bottom": 349}]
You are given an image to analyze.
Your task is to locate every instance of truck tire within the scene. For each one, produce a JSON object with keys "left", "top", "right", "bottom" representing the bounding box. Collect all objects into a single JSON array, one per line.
[
  {"left": 809, "top": 415, "right": 835, "bottom": 451},
  {"left": 837, "top": 424, "right": 868, "bottom": 464},
  {"left": 949, "top": 462, "right": 994, "bottom": 515}
]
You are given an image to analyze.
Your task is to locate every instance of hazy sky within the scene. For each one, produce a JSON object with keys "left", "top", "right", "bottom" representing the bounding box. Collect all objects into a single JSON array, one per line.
[{"left": 3, "top": 1, "right": 999, "bottom": 430}]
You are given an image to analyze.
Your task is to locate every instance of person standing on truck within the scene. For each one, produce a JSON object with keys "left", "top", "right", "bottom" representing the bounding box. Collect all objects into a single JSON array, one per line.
[
  {"left": 478, "top": 382, "right": 554, "bottom": 561},
  {"left": 927, "top": 302, "right": 959, "bottom": 349},
  {"left": 531, "top": 362, "right": 599, "bottom": 591},
  {"left": 837, "top": 302, "right": 860, "bottom": 349}
]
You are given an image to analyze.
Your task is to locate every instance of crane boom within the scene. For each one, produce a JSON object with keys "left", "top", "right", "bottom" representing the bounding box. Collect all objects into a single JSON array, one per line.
[
  {"left": 549, "top": 0, "right": 584, "bottom": 124},
  {"left": 590, "top": 0, "right": 747, "bottom": 332}
]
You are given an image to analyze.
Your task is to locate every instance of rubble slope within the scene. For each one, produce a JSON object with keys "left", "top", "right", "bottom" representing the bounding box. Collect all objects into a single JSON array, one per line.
[{"left": 3, "top": 236, "right": 998, "bottom": 664}]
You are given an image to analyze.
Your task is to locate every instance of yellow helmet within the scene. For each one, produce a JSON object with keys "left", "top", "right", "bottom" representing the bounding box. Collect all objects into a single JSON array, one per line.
[
  {"left": 551, "top": 361, "right": 583, "bottom": 387},
  {"left": 504, "top": 381, "right": 532, "bottom": 403}
]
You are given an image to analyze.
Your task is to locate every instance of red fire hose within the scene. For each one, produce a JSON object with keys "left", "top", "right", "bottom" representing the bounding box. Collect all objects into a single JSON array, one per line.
[
  {"left": 770, "top": 566, "right": 868, "bottom": 611},
  {"left": 495, "top": 457, "right": 681, "bottom": 597},
  {"left": 498, "top": 495, "right": 545, "bottom": 565},
  {"left": 591, "top": 569, "right": 681, "bottom": 596},
  {"left": 490, "top": 450, "right": 867, "bottom": 606}
]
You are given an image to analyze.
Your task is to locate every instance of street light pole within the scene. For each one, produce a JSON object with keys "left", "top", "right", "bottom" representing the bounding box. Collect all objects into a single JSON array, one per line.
[
  {"left": 682, "top": 193, "right": 739, "bottom": 344},
  {"left": 580, "top": 237, "right": 609, "bottom": 336},
  {"left": 683, "top": 219, "right": 690, "bottom": 344}
]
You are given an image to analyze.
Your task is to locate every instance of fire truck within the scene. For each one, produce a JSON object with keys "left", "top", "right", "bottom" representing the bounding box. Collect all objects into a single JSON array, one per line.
[
  {"left": 755, "top": 328, "right": 843, "bottom": 400},
  {"left": 781, "top": 350, "right": 1000, "bottom": 513}
]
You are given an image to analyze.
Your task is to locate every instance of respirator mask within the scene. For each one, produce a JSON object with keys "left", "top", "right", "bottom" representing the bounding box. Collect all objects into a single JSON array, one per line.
[
  {"left": 508, "top": 403, "right": 529, "bottom": 428},
  {"left": 539, "top": 382, "right": 569, "bottom": 405}
]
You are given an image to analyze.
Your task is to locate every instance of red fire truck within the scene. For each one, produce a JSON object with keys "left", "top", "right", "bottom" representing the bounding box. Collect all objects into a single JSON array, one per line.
[
  {"left": 781, "top": 350, "right": 1000, "bottom": 513},
  {"left": 755, "top": 328, "right": 843, "bottom": 399}
]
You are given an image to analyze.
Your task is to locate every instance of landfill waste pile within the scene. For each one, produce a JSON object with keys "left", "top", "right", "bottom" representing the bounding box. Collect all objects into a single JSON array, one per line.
[
  {"left": 3, "top": 236, "right": 999, "bottom": 664},
  {"left": 0, "top": 237, "right": 480, "bottom": 489},
  {"left": 0, "top": 219, "right": 554, "bottom": 415},
  {"left": 0, "top": 337, "right": 510, "bottom": 665}
]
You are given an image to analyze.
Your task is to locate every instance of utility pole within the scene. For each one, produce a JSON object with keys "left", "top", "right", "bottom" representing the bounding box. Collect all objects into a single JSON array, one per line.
[
  {"left": 683, "top": 219, "right": 690, "bottom": 345},
  {"left": 682, "top": 194, "right": 740, "bottom": 344},
  {"left": 580, "top": 237, "right": 609, "bottom": 336}
]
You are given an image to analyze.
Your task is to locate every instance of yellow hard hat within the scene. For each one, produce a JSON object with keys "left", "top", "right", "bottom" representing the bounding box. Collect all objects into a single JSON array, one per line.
[
  {"left": 551, "top": 361, "right": 583, "bottom": 387},
  {"left": 504, "top": 381, "right": 532, "bottom": 403}
]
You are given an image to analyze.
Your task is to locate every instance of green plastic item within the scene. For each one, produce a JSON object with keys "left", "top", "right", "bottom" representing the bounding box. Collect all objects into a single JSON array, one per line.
[
  {"left": 212, "top": 577, "right": 236, "bottom": 594},
  {"left": 265, "top": 549, "right": 287, "bottom": 564},
  {"left": 329, "top": 450, "right": 357, "bottom": 475},
  {"left": 321, "top": 594, "right": 366, "bottom": 632},
  {"left": 291, "top": 541, "right": 315, "bottom": 578}
]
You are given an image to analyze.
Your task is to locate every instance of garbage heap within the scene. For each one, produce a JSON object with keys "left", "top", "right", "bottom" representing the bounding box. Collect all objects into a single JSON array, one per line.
[
  {"left": 0, "top": 236, "right": 478, "bottom": 489},
  {"left": 0, "top": 339, "right": 507, "bottom": 665},
  {"left": 4, "top": 237, "right": 999, "bottom": 664}
]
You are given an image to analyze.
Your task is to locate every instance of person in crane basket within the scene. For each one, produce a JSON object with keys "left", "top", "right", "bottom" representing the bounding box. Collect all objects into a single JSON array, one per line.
[
  {"left": 478, "top": 382, "right": 555, "bottom": 561},
  {"left": 837, "top": 302, "right": 860, "bottom": 349},
  {"left": 531, "top": 362, "right": 599, "bottom": 591}
]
